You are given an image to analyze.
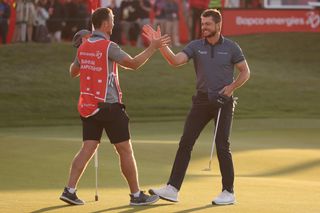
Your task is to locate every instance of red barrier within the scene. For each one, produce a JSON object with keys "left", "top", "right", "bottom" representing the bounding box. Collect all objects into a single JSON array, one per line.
[
  {"left": 2, "top": 0, "right": 16, "bottom": 44},
  {"left": 89, "top": 0, "right": 100, "bottom": 12},
  {"left": 177, "top": 0, "right": 189, "bottom": 43},
  {"left": 221, "top": 9, "right": 320, "bottom": 36}
]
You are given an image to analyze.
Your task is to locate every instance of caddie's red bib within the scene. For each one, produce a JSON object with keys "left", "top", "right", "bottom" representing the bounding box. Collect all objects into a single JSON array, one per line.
[{"left": 77, "top": 39, "right": 122, "bottom": 117}]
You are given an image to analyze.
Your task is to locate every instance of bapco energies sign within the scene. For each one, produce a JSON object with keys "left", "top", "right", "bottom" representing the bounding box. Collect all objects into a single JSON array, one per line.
[{"left": 222, "top": 10, "right": 320, "bottom": 36}]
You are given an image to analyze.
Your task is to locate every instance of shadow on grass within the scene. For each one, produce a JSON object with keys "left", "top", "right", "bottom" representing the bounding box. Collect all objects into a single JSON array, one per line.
[
  {"left": 247, "top": 158, "right": 320, "bottom": 177},
  {"left": 195, "top": 158, "right": 320, "bottom": 178},
  {"left": 92, "top": 203, "right": 172, "bottom": 213},
  {"left": 30, "top": 204, "right": 72, "bottom": 213},
  {"left": 174, "top": 204, "right": 221, "bottom": 213},
  {"left": 30, "top": 203, "right": 172, "bottom": 213}
]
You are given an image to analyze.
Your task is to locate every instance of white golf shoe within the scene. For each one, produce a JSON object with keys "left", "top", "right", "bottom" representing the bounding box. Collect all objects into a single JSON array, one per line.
[
  {"left": 149, "top": 185, "right": 179, "bottom": 202},
  {"left": 212, "top": 190, "right": 236, "bottom": 205}
]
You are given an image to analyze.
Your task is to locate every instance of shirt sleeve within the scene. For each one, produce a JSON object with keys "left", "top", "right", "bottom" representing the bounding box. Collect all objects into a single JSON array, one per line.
[
  {"left": 108, "top": 42, "right": 129, "bottom": 63},
  {"left": 231, "top": 42, "right": 245, "bottom": 64},
  {"left": 182, "top": 41, "right": 195, "bottom": 60}
]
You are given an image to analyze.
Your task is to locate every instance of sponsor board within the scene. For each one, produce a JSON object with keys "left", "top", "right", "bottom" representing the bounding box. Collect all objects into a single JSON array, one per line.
[{"left": 222, "top": 9, "right": 320, "bottom": 35}]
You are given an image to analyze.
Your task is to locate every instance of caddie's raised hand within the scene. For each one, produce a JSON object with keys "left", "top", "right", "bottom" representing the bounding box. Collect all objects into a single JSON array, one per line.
[
  {"left": 142, "top": 25, "right": 171, "bottom": 49},
  {"left": 142, "top": 25, "right": 161, "bottom": 40}
]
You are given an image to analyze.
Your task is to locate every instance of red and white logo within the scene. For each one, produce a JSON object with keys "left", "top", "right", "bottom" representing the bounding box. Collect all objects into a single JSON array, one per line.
[
  {"left": 306, "top": 11, "right": 320, "bottom": 29},
  {"left": 96, "top": 51, "right": 102, "bottom": 60}
]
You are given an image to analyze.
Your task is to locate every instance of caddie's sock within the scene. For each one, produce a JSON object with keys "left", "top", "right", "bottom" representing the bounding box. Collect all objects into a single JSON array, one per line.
[
  {"left": 67, "top": 187, "right": 76, "bottom": 194},
  {"left": 167, "top": 184, "right": 178, "bottom": 192},
  {"left": 132, "top": 191, "right": 141, "bottom": 198}
]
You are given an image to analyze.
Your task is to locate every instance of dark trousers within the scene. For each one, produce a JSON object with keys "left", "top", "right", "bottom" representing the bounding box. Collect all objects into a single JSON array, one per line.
[
  {"left": 168, "top": 92, "right": 235, "bottom": 192},
  {"left": 0, "top": 21, "right": 8, "bottom": 44}
]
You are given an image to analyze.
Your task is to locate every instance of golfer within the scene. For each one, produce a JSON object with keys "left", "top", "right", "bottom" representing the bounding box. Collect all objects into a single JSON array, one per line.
[
  {"left": 59, "top": 7, "right": 170, "bottom": 206},
  {"left": 147, "top": 9, "right": 250, "bottom": 205}
]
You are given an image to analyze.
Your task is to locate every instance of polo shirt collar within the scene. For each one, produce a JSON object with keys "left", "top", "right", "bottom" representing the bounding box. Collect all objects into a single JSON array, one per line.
[
  {"left": 92, "top": 30, "right": 110, "bottom": 40},
  {"left": 203, "top": 35, "right": 224, "bottom": 46}
]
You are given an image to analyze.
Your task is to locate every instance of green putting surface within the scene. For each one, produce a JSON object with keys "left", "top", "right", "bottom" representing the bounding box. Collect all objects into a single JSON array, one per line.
[{"left": 0, "top": 119, "right": 319, "bottom": 212}]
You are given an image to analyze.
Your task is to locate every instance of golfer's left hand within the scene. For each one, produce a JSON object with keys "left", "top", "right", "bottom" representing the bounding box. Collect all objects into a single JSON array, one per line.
[
  {"left": 142, "top": 25, "right": 171, "bottom": 48},
  {"left": 142, "top": 24, "right": 160, "bottom": 40},
  {"left": 220, "top": 85, "right": 234, "bottom": 97}
]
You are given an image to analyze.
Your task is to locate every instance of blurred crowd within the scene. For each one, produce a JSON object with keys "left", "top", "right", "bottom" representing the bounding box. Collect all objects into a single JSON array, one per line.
[
  {"left": 110, "top": 0, "right": 227, "bottom": 47},
  {"left": 112, "top": 0, "right": 182, "bottom": 47},
  {"left": 0, "top": 0, "right": 264, "bottom": 46},
  {"left": 11, "top": 0, "right": 89, "bottom": 43},
  {"left": 0, "top": 0, "right": 11, "bottom": 44}
]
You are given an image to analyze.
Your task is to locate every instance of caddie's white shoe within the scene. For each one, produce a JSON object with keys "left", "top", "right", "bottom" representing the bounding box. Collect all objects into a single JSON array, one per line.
[
  {"left": 149, "top": 185, "right": 179, "bottom": 202},
  {"left": 212, "top": 190, "right": 236, "bottom": 205}
]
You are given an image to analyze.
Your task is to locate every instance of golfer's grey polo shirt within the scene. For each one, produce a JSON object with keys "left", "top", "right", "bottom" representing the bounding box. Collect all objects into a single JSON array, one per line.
[
  {"left": 74, "top": 31, "right": 128, "bottom": 103},
  {"left": 182, "top": 36, "right": 245, "bottom": 98}
]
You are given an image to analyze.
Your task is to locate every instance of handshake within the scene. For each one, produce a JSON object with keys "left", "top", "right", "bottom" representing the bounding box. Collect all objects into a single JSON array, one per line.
[{"left": 72, "top": 25, "right": 171, "bottom": 49}]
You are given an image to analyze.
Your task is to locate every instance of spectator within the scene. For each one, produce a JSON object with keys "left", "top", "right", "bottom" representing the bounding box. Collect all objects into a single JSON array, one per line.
[
  {"left": 153, "top": 0, "right": 166, "bottom": 35},
  {"left": 189, "top": 0, "right": 209, "bottom": 39},
  {"left": 63, "top": 0, "right": 78, "bottom": 40},
  {"left": 34, "top": 0, "right": 50, "bottom": 42},
  {"left": 76, "top": 0, "right": 89, "bottom": 30},
  {"left": 120, "top": 0, "right": 139, "bottom": 46},
  {"left": 46, "top": 0, "right": 65, "bottom": 42},
  {"left": 136, "top": 0, "right": 151, "bottom": 47},
  {"left": 0, "top": 0, "right": 10, "bottom": 44},
  {"left": 163, "top": 0, "right": 180, "bottom": 46},
  {"left": 109, "top": 0, "right": 122, "bottom": 44},
  {"left": 26, "top": 0, "right": 37, "bottom": 42},
  {"left": 13, "top": 0, "right": 28, "bottom": 42}
]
